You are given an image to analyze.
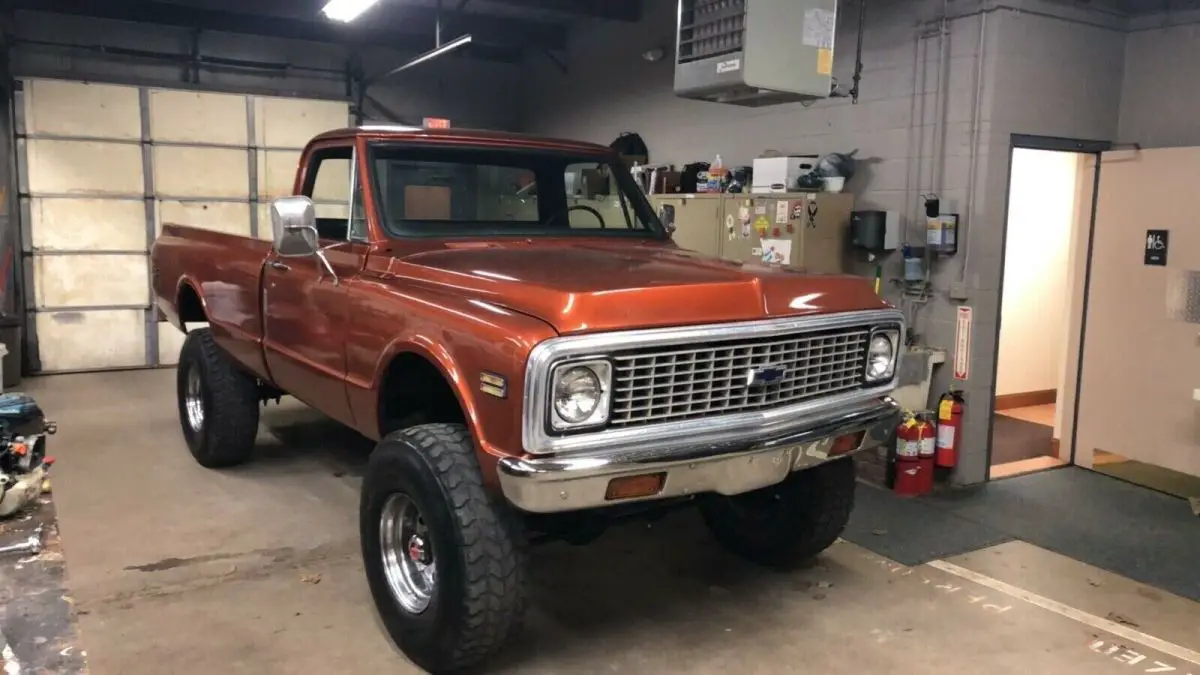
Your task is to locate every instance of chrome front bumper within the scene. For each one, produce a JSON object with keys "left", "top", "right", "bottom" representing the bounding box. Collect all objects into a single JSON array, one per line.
[{"left": 497, "top": 396, "right": 899, "bottom": 513}]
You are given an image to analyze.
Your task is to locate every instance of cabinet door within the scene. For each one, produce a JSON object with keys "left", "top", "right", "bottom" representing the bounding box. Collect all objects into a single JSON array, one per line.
[{"left": 654, "top": 195, "right": 723, "bottom": 257}]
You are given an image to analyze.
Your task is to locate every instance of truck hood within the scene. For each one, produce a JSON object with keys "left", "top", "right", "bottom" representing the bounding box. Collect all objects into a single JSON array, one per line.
[{"left": 395, "top": 241, "right": 890, "bottom": 334}]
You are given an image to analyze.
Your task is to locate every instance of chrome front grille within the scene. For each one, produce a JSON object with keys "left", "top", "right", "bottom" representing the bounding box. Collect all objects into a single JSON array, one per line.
[{"left": 609, "top": 327, "right": 870, "bottom": 428}]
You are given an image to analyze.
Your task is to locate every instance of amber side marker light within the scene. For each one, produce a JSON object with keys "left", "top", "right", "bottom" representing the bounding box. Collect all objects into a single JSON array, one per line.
[
  {"left": 605, "top": 472, "right": 667, "bottom": 501},
  {"left": 831, "top": 432, "right": 866, "bottom": 457}
]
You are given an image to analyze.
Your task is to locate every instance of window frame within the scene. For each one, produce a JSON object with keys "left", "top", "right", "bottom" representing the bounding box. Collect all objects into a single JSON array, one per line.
[
  {"left": 300, "top": 144, "right": 368, "bottom": 244},
  {"left": 364, "top": 142, "right": 669, "bottom": 241}
]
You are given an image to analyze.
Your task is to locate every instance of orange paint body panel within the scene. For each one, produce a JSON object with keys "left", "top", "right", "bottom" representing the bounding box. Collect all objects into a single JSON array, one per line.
[{"left": 150, "top": 127, "right": 887, "bottom": 489}]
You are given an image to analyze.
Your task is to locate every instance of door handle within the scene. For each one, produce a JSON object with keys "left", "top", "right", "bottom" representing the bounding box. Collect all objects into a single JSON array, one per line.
[{"left": 269, "top": 261, "right": 291, "bottom": 272}]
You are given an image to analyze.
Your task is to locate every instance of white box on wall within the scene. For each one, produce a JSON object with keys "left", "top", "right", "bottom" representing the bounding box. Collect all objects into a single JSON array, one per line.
[{"left": 752, "top": 156, "right": 818, "bottom": 193}]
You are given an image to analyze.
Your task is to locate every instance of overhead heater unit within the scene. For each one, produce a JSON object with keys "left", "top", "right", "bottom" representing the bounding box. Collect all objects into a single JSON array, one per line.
[{"left": 674, "top": 0, "right": 838, "bottom": 107}]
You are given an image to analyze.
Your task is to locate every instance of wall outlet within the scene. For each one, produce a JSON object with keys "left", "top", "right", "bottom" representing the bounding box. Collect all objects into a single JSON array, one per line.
[{"left": 948, "top": 281, "right": 969, "bottom": 300}]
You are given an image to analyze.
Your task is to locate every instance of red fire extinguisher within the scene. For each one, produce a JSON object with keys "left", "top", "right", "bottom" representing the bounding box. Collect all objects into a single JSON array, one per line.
[
  {"left": 916, "top": 412, "right": 936, "bottom": 494},
  {"left": 935, "top": 389, "right": 966, "bottom": 470},
  {"left": 893, "top": 414, "right": 923, "bottom": 497}
]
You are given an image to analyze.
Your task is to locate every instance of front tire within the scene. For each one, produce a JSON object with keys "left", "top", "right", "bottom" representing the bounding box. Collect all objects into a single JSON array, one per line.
[
  {"left": 176, "top": 328, "right": 261, "bottom": 468},
  {"left": 361, "top": 424, "right": 528, "bottom": 673},
  {"left": 700, "top": 456, "right": 857, "bottom": 567}
]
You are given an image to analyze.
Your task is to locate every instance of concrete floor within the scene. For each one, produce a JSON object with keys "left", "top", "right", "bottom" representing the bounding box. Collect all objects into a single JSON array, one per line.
[{"left": 23, "top": 369, "right": 1200, "bottom": 674}]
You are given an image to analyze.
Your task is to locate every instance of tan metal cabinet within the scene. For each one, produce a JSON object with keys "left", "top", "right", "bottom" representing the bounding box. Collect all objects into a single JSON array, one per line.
[
  {"left": 649, "top": 194, "right": 724, "bottom": 258},
  {"left": 717, "top": 192, "right": 854, "bottom": 273}
]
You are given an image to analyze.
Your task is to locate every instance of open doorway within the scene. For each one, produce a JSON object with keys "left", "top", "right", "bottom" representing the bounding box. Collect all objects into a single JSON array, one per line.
[{"left": 990, "top": 144, "right": 1098, "bottom": 479}]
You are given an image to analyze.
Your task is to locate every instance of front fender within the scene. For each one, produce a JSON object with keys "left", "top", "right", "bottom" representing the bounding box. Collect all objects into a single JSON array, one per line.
[{"left": 344, "top": 280, "right": 558, "bottom": 482}]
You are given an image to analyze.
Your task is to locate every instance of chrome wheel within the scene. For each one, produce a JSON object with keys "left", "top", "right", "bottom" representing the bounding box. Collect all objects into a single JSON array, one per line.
[
  {"left": 184, "top": 365, "right": 205, "bottom": 433},
  {"left": 380, "top": 493, "right": 436, "bottom": 614}
]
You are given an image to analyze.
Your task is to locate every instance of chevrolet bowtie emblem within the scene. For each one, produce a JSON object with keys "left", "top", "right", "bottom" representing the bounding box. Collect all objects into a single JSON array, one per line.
[{"left": 746, "top": 366, "right": 786, "bottom": 388}]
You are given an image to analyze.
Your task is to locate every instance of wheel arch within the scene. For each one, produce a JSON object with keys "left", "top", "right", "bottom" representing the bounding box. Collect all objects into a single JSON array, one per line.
[
  {"left": 173, "top": 277, "right": 209, "bottom": 331},
  {"left": 373, "top": 340, "right": 480, "bottom": 442}
]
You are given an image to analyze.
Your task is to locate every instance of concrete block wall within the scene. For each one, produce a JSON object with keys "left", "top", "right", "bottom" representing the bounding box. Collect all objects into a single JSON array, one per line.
[
  {"left": 1121, "top": 11, "right": 1200, "bottom": 148},
  {"left": 7, "top": 10, "right": 524, "bottom": 131},
  {"left": 522, "top": 0, "right": 1129, "bottom": 485}
]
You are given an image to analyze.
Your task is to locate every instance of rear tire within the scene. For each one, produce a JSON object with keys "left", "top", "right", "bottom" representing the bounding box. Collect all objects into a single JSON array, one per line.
[
  {"left": 360, "top": 423, "right": 528, "bottom": 673},
  {"left": 700, "top": 457, "right": 857, "bottom": 567},
  {"left": 176, "top": 328, "right": 261, "bottom": 468}
]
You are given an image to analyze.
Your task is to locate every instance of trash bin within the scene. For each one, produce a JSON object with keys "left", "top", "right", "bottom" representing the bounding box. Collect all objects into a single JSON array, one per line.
[{"left": 0, "top": 315, "right": 23, "bottom": 390}]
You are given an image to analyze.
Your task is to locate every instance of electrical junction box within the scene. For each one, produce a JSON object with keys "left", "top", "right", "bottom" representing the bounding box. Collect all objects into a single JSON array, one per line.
[{"left": 674, "top": 0, "right": 838, "bottom": 107}]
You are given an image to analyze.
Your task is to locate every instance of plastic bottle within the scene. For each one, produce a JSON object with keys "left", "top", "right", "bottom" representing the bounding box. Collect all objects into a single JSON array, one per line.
[{"left": 707, "top": 154, "right": 725, "bottom": 193}]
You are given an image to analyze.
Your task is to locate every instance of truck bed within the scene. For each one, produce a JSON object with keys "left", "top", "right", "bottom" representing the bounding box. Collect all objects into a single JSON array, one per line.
[{"left": 151, "top": 224, "right": 273, "bottom": 380}]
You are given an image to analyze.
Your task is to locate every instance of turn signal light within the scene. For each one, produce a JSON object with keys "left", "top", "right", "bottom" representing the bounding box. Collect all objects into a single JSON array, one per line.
[
  {"left": 605, "top": 472, "right": 666, "bottom": 501},
  {"left": 831, "top": 432, "right": 865, "bottom": 457}
]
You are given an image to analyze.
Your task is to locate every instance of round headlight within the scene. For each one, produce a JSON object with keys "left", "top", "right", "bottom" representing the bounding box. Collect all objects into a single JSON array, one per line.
[
  {"left": 867, "top": 335, "right": 894, "bottom": 380},
  {"left": 553, "top": 366, "right": 602, "bottom": 424}
]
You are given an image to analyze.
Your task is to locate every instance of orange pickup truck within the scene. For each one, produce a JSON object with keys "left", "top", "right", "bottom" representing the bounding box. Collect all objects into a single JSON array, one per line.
[{"left": 151, "top": 125, "right": 903, "bottom": 672}]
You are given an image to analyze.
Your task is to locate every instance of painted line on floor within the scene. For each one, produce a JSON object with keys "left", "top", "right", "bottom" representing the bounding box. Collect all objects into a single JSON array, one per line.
[
  {"left": 928, "top": 560, "right": 1200, "bottom": 667},
  {"left": 1, "top": 633, "right": 22, "bottom": 675}
]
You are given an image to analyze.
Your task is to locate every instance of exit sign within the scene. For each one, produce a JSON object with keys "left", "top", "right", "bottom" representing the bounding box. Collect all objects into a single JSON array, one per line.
[{"left": 423, "top": 117, "right": 451, "bottom": 129}]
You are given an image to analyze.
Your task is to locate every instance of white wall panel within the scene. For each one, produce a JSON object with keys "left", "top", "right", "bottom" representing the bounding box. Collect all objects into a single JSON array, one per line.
[
  {"left": 150, "top": 90, "right": 248, "bottom": 145},
  {"left": 35, "top": 310, "right": 146, "bottom": 371},
  {"left": 34, "top": 254, "right": 149, "bottom": 309},
  {"left": 257, "top": 150, "right": 302, "bottom": 200},
  {"left": 153, "top": 146, "right": 248, "bottom": 198},
  {"left": 254, "top": 97, "right": 349, "bottom": 149},
  {"left": 157, "top": 201, "right": 251, "bottom": 237},
  {"left": 25, "top": 80, "right": 141, "bottom": 140},
  {"left": 26, "top": 140, "right": 143, "bottom": 196},
  {"left": 29, "top": 198, "right": 146, "bottom": 252}
]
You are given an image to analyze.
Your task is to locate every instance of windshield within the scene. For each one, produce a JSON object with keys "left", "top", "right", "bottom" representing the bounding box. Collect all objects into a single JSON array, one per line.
[{"left": 367, "top": 143, "right": 665, "bottom": 239}]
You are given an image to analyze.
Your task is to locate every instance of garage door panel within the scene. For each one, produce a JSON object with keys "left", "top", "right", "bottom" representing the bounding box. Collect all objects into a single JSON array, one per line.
[
  {"left": 150, "top": 90, "right": 248, "bottom": 146},
  {"left": 154, "top": 146, "right": 248, "bottom": 199},
  {"left": 21, "top": 78, "right": 352, "bottom": 373},
  {"left": 258, "top": 150, "right": 302, "bottom": 200},
  {"left": 26, "top": 140, "right": 144, "bottom": 196},
  {"left": 34, "top": 254, "right": 149, "bottom": 309},
  {"left": 156, "top": 321, "right": 210, "bottom": 366},
  {"left": 157, "top": 201, "right": 251, "bottom": 238},
  {"left": 254, "top": 97, "right": 349, "bottom": 149},
  {"left": 25, "top": 80, "right": 141, "bottom": 140},
  {"left": 256, "top": 205, "right": 276, "bottom": 241},
  {"left": 29, "top": 198, "right": 146, "bottom": 252},
  {"left": 314, "top": 203, "right": 350, "bottom": 220},
  {"left": 312, "top": 157, "right": 351, "bottom": 204},
  {"left": 35, "top": 310, "right": 146, "bottom": 371}
]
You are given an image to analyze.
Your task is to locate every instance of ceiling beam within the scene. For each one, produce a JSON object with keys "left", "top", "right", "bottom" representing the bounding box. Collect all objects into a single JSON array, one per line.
[
  {"left": 486, "top": 0, "right": 642, "bottom": 21},
  {"left": 10, "top": 0, "right": 566, "bottom": 52}
]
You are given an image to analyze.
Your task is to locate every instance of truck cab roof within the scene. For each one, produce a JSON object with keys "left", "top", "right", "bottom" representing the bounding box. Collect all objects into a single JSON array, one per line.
[{"left": 310, "top": 125, "right": 615, "bottom": 156}]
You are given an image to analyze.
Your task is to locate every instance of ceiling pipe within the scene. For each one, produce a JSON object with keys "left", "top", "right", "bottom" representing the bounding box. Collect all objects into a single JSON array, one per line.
[
  {"left": 365, "top": 0, "right": 473, "bottom": 89},
  {"left": 369, "top": 33, "right": 473, "bottom": 85}
]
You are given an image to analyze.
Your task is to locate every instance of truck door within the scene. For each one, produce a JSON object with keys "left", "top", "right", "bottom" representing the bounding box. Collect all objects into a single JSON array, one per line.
[{"left": 262, "top": 143, "right": 368, "bottom": 427}]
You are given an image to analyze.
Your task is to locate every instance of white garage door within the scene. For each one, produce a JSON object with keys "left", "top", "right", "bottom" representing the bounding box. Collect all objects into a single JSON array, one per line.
[{"left": 17, "top": 79, "right": 350, "bottom": 373}]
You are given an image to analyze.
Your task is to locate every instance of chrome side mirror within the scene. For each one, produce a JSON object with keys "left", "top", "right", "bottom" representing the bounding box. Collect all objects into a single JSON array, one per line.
[
  {"left": 658, "top": 204, "right": 677, "bottom": 236},
  {"left": 270, "top": 196, "right": 338, "bottom": 285},
  {"left": 271, "top": 196, "right": 318, "bottom": 256}
]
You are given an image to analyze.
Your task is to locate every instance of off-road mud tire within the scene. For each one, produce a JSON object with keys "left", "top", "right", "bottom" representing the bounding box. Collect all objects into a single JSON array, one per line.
[
  {"left": 361, "top": 423, "right": 529, "bottom": 673},
  {"left": 176, "top": 328, "right": 261, "bottom": 468},
  {"left": 699, "top": 456, "right": 857, "bottom": 567}
]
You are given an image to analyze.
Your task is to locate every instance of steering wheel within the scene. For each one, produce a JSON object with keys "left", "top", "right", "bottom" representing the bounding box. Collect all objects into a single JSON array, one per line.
[{"left": 549, "top": 204, "right": 606, "bottom": 229}]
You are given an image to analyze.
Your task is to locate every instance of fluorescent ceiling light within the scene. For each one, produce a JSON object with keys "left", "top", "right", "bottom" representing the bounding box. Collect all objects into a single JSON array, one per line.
[{"left": 322, "top": 0, "right": 382, "bottom": 22}]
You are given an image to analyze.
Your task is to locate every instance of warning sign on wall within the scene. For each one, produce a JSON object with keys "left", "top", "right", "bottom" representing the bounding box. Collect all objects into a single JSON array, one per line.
[{"left": 953, "top": 306, "right": 972, "bottom": 380}]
